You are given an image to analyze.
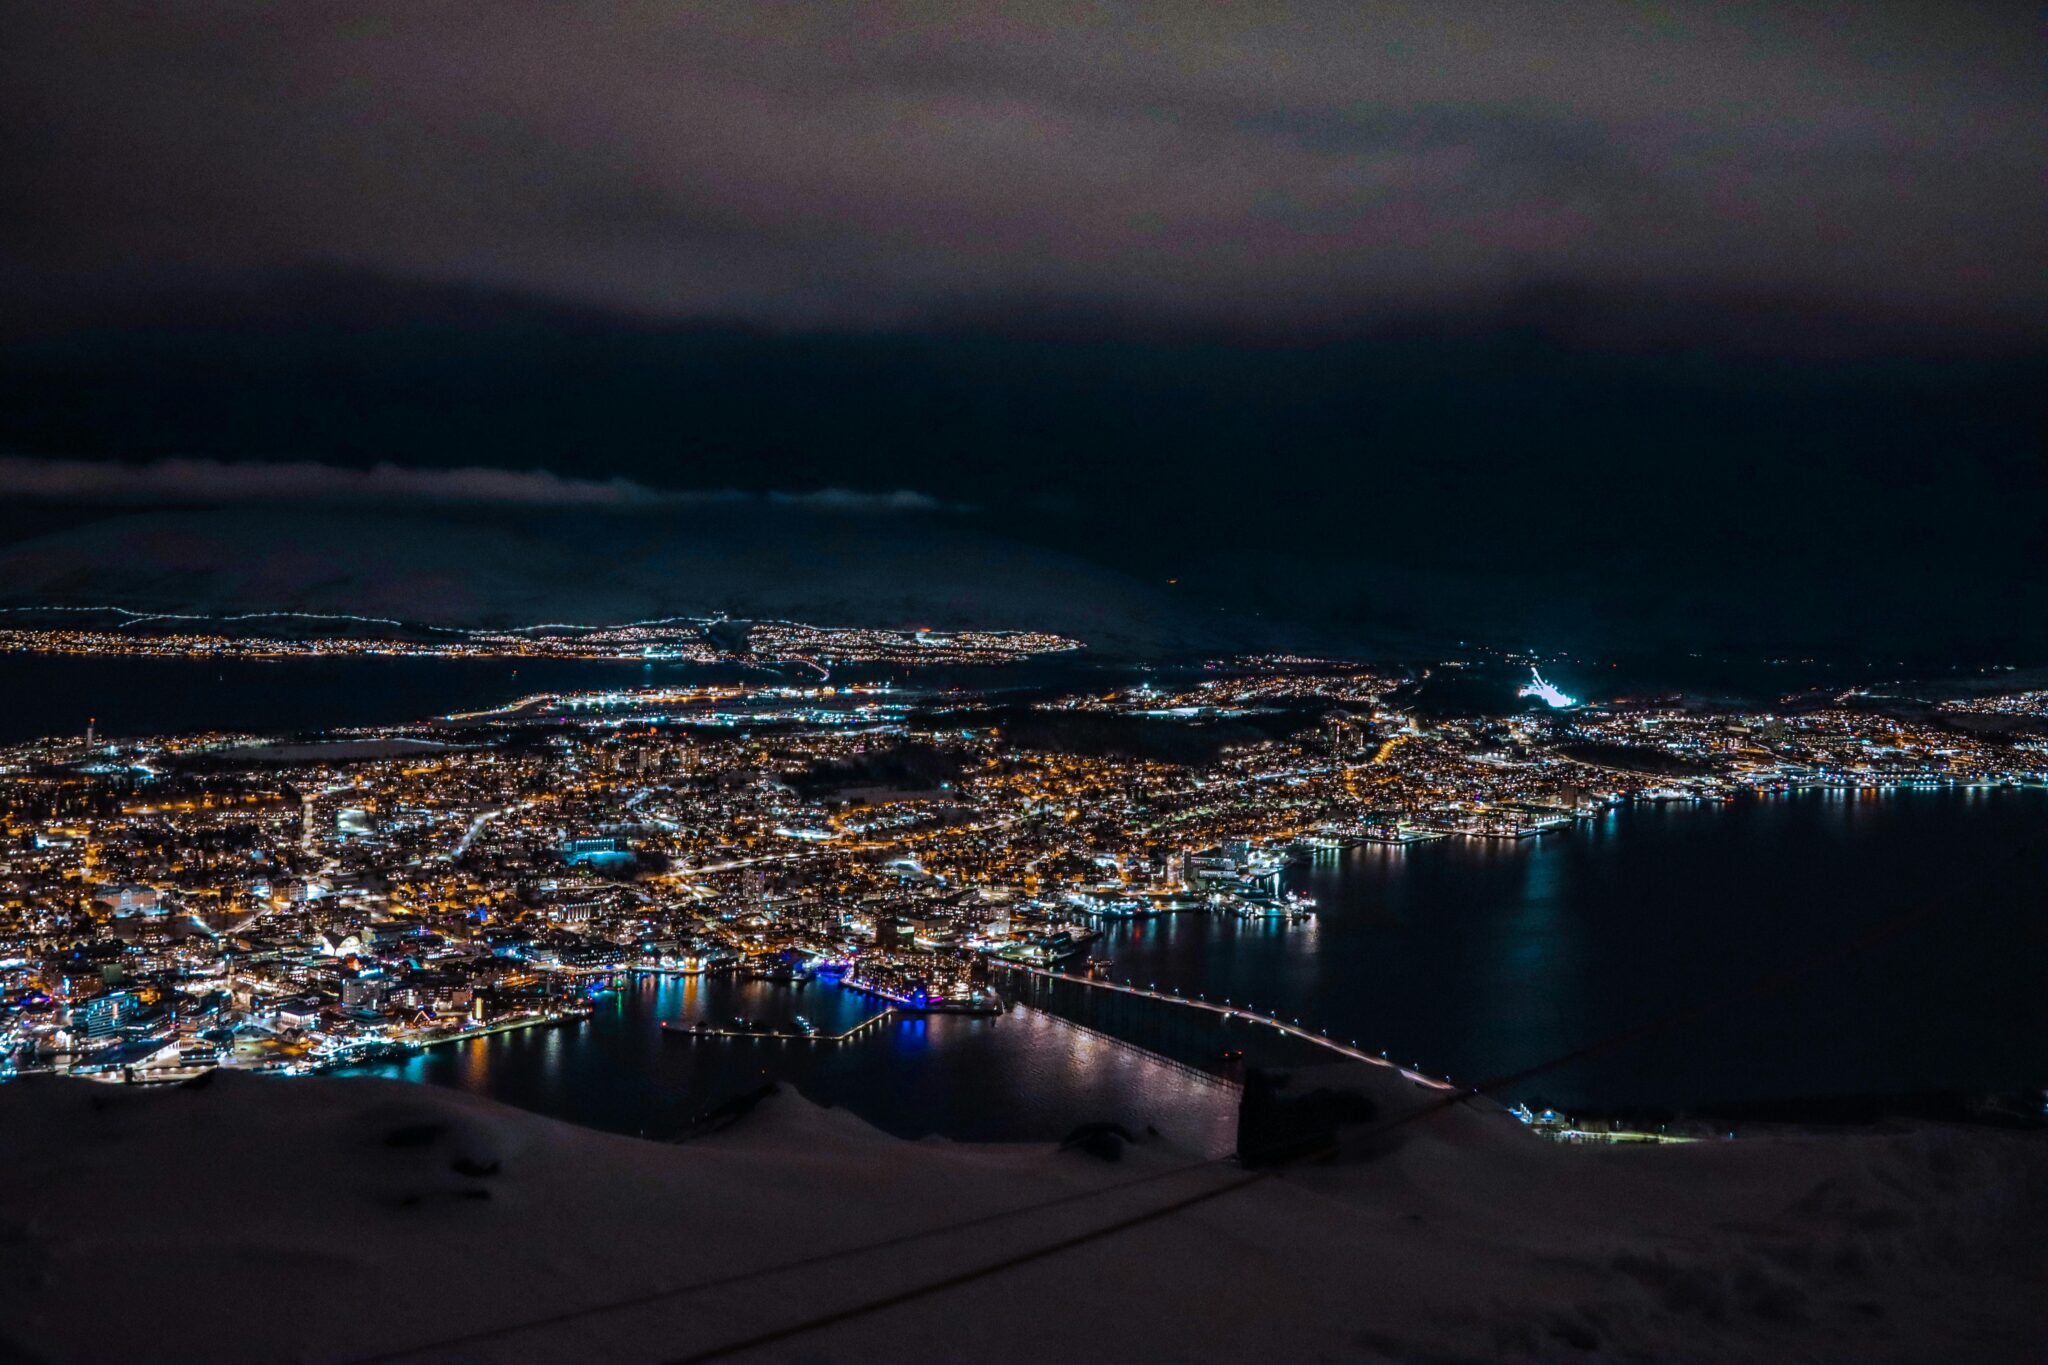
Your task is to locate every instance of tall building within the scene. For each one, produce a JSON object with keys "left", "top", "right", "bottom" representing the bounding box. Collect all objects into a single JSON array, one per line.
[{"left": 75, "top": 990, "right": 138, "bottom": 1039}]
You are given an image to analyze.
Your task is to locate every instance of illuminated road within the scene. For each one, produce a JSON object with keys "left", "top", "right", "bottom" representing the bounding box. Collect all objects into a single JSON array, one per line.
[{"left": 671, "top": 851, "right": 813, "bottom": 876}]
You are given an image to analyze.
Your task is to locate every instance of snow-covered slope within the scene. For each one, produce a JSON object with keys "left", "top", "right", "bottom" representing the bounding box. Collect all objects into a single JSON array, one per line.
[{"left": 2, "top": 1068, "right": 2043, "bottom": 1363}]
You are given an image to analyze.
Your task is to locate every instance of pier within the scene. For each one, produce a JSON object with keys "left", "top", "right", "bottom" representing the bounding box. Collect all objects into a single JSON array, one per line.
[
  {"left": 406, "top": 1005, "right": 592, "bottom": 1052},
  {"left": 661, "top": 1009, "right": 897, "bottom": 1046}
]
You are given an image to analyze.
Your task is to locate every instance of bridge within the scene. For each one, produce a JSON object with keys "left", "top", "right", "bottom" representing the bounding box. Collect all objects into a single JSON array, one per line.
[{"left": 992, "top": 962, "right": 1457, "bottom": 1092}]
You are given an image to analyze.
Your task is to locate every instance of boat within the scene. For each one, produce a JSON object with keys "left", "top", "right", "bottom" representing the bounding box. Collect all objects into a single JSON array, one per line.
[
  {"left": 1228, "top": 886, "right": 1316, "bottom": 920},
  {"left": 1068, "top": 893, "right": 1148, "bottom": 918}
]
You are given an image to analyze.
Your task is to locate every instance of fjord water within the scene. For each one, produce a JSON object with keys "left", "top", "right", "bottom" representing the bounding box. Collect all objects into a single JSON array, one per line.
[
  {"left": 347, "top": 789, "right": 2048, "bottom": 1138},
  {"left": 0, "top": 650, "right": 1893, "bottom": 746},
  {"left": 1102, "top": 787, "right": 2048, "bottom": 1111},
  {"left": 0, "top": 655, "right": 712, "bottom": 744},
  {"left": 345, "top": 974, "right": 1245, "bottom": 1152},
  {"left": 14, "top": 655, "right": 2042, "bottom": 1129},
  {"left": 0, "top": 653, "right": 1102, "bottom": 744}
]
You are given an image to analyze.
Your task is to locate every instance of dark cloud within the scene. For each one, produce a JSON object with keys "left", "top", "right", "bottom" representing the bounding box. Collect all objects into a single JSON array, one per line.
[
  {"left": 0, "top": 456, "right": 952, "bottom": 512},
  {"left": 2, "top": 1, "right": 2042, "bottom": 341},
  {"left": 1, "top": 3, "right": 2041, "bottom": 663},
  {"left": 6, "top": 301, "right": 2040, "bottom": 663}
]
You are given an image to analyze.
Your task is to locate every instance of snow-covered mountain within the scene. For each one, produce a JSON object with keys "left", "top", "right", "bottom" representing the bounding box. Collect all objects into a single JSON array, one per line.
[{"left": 2, "top": 1067, "right": 2042, "bottom": 1362}]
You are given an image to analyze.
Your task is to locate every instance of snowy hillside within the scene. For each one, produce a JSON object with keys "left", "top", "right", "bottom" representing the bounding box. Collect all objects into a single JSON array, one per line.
[{"left": 2, "top": 1066, "right": 2043, "bottom": 1363}]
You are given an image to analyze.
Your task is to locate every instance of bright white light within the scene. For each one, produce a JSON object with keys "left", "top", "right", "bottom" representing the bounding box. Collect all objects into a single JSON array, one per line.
[{"left": 1518, "top": 667, "right": 1577, "bottom": 709}]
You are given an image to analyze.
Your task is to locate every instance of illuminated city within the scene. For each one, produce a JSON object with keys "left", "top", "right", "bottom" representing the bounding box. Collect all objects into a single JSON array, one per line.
[
  {"left": 3, "top": 2, "right": 2045, "bottom": 1360},
  {"left": 0, "top": 609, "right": 1080, "bottom": 669},
  {"left": 6, "top": 645, "right": 2041, "bottom": 1085}
]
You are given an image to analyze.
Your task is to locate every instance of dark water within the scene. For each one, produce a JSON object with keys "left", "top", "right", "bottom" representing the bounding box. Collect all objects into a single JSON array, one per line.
[
  {"left": 0, "top": 653, "right": 1115, "bottom": 745},
  {"left": 342, "top": 791, "right": 2048, "bottom": 1138},
  {"left": 0, "top": 650, "right": 1917, "bottom": 747},
  {"left": 343, "top": 974, "right": 1241, "bottom": 1152},
  {"left": 0, "top": 655, "right": 730, "bottom": 744},
  {"left": 1101, "top": 788, "right": 2048, "bottom": 1110}
]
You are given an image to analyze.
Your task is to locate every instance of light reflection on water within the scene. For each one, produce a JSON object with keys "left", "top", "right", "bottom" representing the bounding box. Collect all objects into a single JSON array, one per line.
[
  {"left": 344, "top": 973, "right": 1240, "bottom": 1153},
  {"left": 1102, "top": 788, "right": 2048, "bottom": 1109},
  {"left": 349, "top": 788, "right": 2048, "bottom": 1134}
]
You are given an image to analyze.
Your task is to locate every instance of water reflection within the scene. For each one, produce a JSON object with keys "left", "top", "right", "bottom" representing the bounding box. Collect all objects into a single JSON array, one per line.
[
  {"left": 348, "top": 790, "right": 2048, "bottom": 1132},
  {"left": 1099, "top": 789, "right": 2048, "bottom": 1109},
  {"left": 344, "top": 972, "right": 1238, "bottom": 1153}
]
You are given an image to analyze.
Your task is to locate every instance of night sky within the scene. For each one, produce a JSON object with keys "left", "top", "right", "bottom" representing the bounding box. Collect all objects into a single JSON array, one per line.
[{"left": 2, "top": 2, "right": 2043, "bottom": 661}]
